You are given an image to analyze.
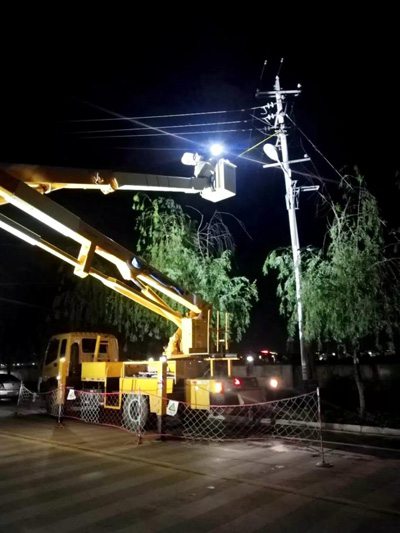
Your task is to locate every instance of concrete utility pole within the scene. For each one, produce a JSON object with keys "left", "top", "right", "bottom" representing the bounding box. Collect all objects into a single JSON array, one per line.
[{"left": 257, "top": 76, "right": 316, "bottom": 382}]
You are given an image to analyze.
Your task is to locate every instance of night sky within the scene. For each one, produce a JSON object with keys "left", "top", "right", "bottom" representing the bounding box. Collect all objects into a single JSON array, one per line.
[{"left": 0, "top": 12, "right": 398, "bottom": 357}]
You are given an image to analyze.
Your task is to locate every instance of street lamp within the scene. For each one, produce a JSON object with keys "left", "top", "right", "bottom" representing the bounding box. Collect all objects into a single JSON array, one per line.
[{"left": 262, "top": 143, "right": 280, "bottom": 163}]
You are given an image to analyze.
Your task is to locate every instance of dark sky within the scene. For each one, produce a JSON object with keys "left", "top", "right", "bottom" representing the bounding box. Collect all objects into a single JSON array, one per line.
[{"left": 0, "top": 12, "right": 399, "bottom": 354}]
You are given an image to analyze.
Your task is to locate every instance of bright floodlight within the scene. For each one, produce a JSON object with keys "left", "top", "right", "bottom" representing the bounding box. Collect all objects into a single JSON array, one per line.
[
  {"left": 210, "top": 143, "right": 224, "bottom": 157},
  {"left": 181, "top": 152, "right": 200, "bottom": 166},
  {"left": 263, "top": 143, "right": 280, "bottom": 162}
]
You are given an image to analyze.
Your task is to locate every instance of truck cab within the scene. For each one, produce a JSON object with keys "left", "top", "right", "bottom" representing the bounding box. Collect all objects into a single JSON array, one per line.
[{"left": 39, "top": 332, "right": 119, "bottom": 392}]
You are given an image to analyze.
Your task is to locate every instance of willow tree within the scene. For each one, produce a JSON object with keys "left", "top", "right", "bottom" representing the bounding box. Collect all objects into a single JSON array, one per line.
[
  {"left": 264, "top": 177, "right": 400, "bottom": 417},
  {"left": 51, "top": 195, "right": 257, "bottom": 351}
]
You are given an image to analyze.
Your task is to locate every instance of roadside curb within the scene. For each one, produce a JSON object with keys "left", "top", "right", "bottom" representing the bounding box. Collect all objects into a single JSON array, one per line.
[{"left": 323, "top": 422, "right": 400, "bottom": 437}]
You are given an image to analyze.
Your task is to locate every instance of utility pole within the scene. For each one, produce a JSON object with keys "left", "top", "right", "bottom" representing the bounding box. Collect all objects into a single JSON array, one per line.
[{"left": 257, "top": 76, "right": 316, "bottom": 382}]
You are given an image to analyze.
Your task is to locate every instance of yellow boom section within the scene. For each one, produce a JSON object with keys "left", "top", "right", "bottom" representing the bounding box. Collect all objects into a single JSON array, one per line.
[{"left": 0, "top": 169, "right": 210, "bottom": 357}]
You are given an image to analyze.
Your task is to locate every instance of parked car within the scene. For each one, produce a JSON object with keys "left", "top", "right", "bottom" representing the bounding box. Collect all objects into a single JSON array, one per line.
[{"left": 0, "top": 374, "right": 21, "bottom": 400}]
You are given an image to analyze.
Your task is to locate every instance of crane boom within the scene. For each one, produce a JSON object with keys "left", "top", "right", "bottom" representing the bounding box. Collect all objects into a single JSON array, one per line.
[
  {"left": 0, "top": 167, "right": 212, "bottom": 357},
  {"left": 0, "top": 160, "right": 236, "bottom": 204}
]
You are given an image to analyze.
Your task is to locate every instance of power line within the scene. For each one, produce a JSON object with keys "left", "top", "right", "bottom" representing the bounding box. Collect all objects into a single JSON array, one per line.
[
  {"left": 69, "top": 106, "right": 265, "bottom": 123},
  {"left": 80, "top": 100, "right": 199, "bottom": 146},
  {"left": 238, "top": 133, "right": 276, "bottom": 157},
  {"left": 112, "top": 144, "right": 267, "bottom": 166},
  {"left": 75, "top": 119, "right": 250, "bottom": 135},
  {"left": 286, "top": 115, "right": 343, "bottom": 180},
  {"left": 81, "top": 128, "right": 255, "bottom": 140},
  {"left": 114, "top": 146, "right": 193, "bottom": 151},
  {"left": 79, "top": 100, "right": 267, "bottom": 166},
  {"left": 291, "top": 168, "right": 341, "bottom": 185}
]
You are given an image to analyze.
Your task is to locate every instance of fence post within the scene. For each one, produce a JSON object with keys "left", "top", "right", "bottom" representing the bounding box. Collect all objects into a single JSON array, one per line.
[
  {"left": 17, "top": 380, "right": 23, "bottom": 404},
  {"left": 56, "top": 386, "right": 64, "bottom": 427},
  {"left": 15, "top": 381, "right": 24, "bottom": 416},
  {"left": 316, "top": 387, "right": 332, "bottom": 467},
  {"left": 137, "top": 390, "right": 143, "bottom": 445},
  {"left": 156, "top": 361, "right": 167, "bottom": 441}
]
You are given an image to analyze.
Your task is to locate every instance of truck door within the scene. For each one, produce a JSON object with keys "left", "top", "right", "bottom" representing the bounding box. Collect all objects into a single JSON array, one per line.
[
  {"left": 41, "top": 338, "right": 60, "bottom": 390},
  {"left": 67, "top": 342, "right": 81, "bottom": 388},
  {"left": 70, "top": 343, "right": 80, "bottom": 375}
]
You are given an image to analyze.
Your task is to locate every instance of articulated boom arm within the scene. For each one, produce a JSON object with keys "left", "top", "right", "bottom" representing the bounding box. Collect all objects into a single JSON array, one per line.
[
  {"left": 0, "top": 169, "right": 211, "bottom": 357},
  {"left": 0, "top": 160, "right": 236, "bottom": 204}
]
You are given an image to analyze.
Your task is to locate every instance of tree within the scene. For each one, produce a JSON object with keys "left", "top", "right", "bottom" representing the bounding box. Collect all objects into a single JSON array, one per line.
[
  {"left": 264, "top": 177, "right": 400, "bottom": 417},
  {"left": 131, "top": 195, "right": 258, "bottom": 344},
  {"left": 51, "top": 195, "right": 258, "bottom": 352}
]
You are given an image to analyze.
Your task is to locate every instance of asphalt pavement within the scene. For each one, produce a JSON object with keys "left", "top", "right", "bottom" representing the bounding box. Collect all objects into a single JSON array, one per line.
[{"left": 1, "top": 401, "right": 400, "bottom": 531}]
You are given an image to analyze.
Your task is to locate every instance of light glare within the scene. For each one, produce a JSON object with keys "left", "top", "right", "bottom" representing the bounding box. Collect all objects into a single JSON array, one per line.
[
  {"left": 269, "top": 378, "right": 279, "bottom": 389},
  {"left": 210, "top": 143, "right": 224, "bottom": 157}
]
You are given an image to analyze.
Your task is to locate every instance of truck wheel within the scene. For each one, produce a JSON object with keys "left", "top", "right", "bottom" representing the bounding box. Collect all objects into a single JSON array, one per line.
[{"left": 122, "top": 394, "right": 148, "bottom": 432}]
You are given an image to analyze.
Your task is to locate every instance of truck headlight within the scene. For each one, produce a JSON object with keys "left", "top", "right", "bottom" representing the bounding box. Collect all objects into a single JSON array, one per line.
[
  {"left": 269, "top": 378, "right": 279, "bottom": 389},
  {"left": 214, "top": 381, "right": 223, "bottom": 394}
]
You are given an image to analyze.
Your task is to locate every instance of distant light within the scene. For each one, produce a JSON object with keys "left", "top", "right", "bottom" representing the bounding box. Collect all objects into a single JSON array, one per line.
[
  {"left": 210, "top": 143, "right": 224, "bottom": 157},
  {"left": 159, "top": 355, "right": 167, "bottom": 362},
  {"left": 246, "top": 355, "right": 254, "bottom": 363},
  {"left": 233, "top": 378, "right": 241, "bottom": 387},
  {"left": 260, "top": 350, "right": 269, "bottom": 354},
  {"left": 148, "top": 357, "right": 154, "bottom": 362}
]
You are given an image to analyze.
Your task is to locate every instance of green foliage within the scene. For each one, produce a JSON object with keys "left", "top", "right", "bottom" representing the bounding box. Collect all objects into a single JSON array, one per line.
[
  {"left": 263, "top": 249, "right": 297, "bottom": 337},
  {"left": 51, "top": 195, "right": 257, "bottom": 346},
  {"left": 264, "top": 177, "right": 400, "bottom": 348},
  {"left": 132, "top": 195, "right": 258, "bottom": 342}
]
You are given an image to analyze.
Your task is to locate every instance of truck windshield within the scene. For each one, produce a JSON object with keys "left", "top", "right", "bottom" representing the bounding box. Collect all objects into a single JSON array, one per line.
[
  {"left": 45, "top": 340, "right": 59, "bottom": 364},
  {"left": 82, "top": 339, "right": 108, "bottom": 354}
]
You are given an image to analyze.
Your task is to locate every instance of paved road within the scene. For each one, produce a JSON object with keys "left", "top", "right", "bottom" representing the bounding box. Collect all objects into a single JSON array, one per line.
[
  {"left": 1, "top": 405, "right": 400, "bottom": 532},
  {"left": 0, "top": 398, "right": 18, "bottom": 417}
]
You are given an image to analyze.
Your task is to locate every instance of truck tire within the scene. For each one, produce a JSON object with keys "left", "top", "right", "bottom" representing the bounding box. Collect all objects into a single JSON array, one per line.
[{"left": 122, "top": 394, "right": 148, "bottom": 432}]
